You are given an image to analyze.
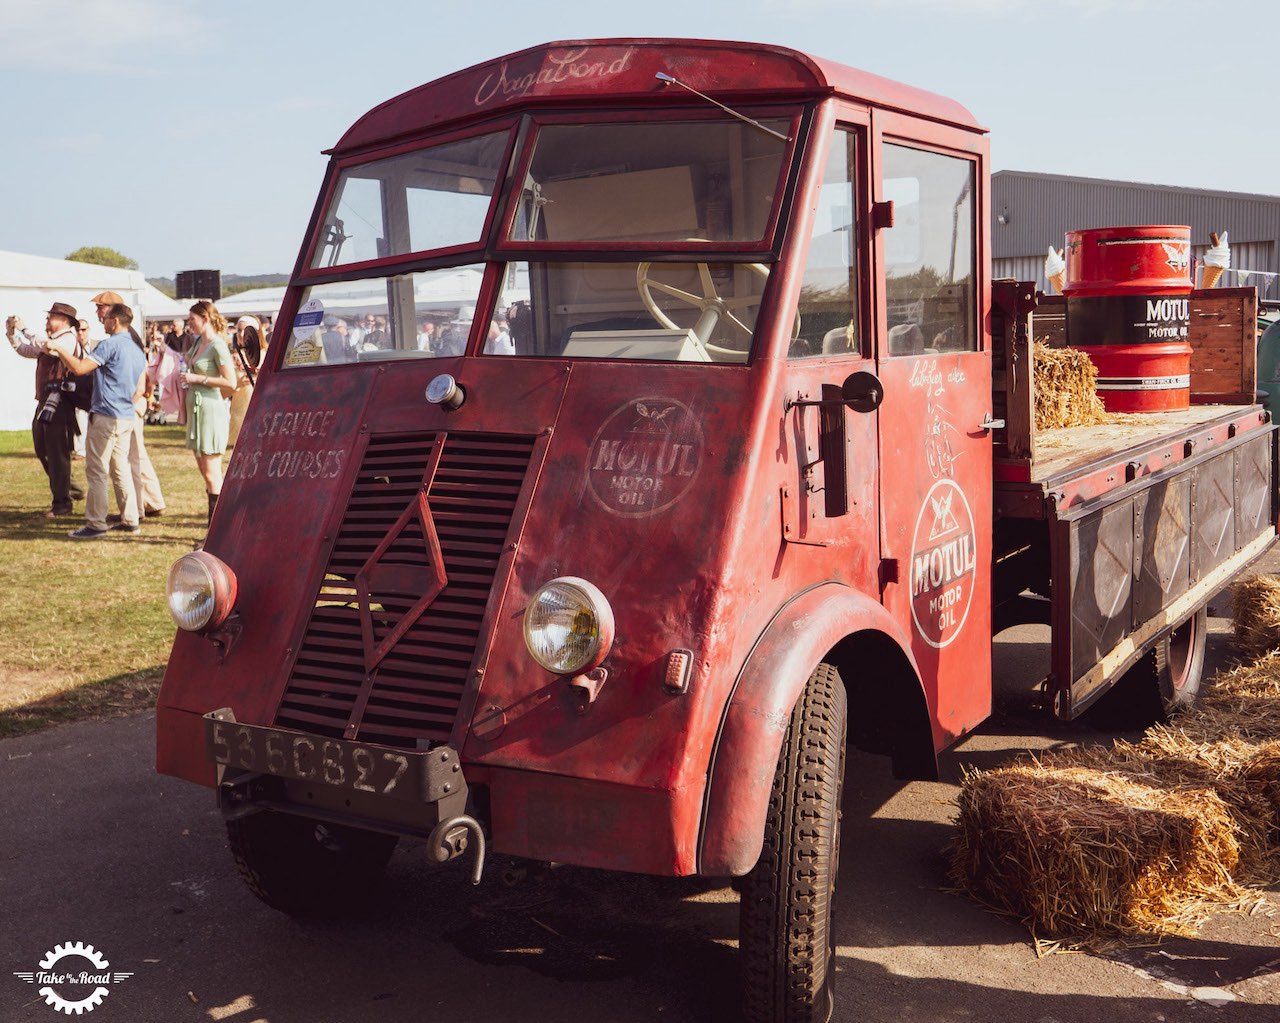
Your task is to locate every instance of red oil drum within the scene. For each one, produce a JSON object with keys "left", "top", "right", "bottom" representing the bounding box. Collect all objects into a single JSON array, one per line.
[{"left": 1063, "top": 225, "right": 1193, "bottom": 412}]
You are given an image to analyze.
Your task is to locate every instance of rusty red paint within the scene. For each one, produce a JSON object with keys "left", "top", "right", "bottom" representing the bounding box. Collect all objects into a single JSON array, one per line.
[{"left": 155, "top": 37, "right": 1269, "bottom": 898}]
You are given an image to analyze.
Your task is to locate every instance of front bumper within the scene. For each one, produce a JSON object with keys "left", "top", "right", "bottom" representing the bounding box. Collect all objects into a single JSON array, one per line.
[{"left": 203, "top": 707, "right": 469, "bottom": 832}]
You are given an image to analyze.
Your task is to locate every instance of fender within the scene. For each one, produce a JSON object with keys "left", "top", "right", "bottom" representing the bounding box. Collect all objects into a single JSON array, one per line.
[{"left": 698, "top": 582, "right": 925, "bottom": 876}]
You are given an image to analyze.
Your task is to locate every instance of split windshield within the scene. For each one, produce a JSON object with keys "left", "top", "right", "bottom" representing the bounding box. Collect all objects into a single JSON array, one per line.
[{"left": 283, "top": 112, "right": 796, "bottom": 368}]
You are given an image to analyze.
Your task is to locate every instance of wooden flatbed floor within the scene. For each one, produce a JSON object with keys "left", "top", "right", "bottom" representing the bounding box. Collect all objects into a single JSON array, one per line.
[{"left": 1026, "top": 405, "right": 1256, "bottom": 483}]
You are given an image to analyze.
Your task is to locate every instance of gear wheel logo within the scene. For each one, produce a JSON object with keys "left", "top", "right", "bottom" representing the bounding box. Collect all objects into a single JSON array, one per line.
[{"left": 13, "top": 941, "right": 134, "bottom": 1015}]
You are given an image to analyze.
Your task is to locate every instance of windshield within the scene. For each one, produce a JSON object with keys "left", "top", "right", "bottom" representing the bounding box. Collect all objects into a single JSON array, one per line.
[
  {"left": 288, "top": 110, "right": 799, "bottom": 367},
  {"left": 510, "top": 118, "right": 791, "bottom": 244},
  {"left": 493, "top": 260, "right": 766, "bottom": 363},
  {"left": 311, "top": 129, "right": 509, "bottom": 269},
  {"left": 281, "top": 265, "right": 488, "bottom": 367}
]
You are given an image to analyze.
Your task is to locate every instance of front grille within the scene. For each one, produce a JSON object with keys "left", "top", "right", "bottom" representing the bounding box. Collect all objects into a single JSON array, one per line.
[{"left": 274, "top": 431, "right": 537, "bottom": 747}]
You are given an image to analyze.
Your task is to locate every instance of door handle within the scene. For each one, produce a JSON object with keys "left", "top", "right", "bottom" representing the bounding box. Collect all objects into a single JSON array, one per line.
[{"left": 979, "top": 413, "right": 1005, "bottom": 431}]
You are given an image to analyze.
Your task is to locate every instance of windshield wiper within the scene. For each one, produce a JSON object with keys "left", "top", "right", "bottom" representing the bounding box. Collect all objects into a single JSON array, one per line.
[{"left": 655, "top": 72, "right": 792, "bottom": 143}]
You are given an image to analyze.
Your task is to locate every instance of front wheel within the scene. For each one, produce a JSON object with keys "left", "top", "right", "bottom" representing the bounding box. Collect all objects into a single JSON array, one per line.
[
  {"left": 226, "top": 811, "right": 398, "bottom": 916},
  {"left": 739, "top": 662, "right": 848, "bottom": 1023}
]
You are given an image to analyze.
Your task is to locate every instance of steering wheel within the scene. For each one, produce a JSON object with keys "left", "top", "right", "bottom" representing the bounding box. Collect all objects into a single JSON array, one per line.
[{"left": 636, "top": 262, "right": 775, "bottom": 357}]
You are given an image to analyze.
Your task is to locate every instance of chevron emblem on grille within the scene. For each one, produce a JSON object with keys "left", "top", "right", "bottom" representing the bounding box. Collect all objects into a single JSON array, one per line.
[{"left": 355, "top": 486, "right": 448, "bottom": 674}]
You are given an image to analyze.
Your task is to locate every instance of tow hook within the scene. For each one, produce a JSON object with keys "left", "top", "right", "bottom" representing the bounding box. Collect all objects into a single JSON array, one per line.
[{"left": 427, "top": 814, "right": 486, "bottom": 885}]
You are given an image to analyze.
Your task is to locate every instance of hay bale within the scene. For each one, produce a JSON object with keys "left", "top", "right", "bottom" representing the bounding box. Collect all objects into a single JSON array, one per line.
[
  {"left": 952, "top": 651, "right": 1280, "bottom": 949},
  {"left": 1241, "top": 742, "right": 1280, "bottom": 844},
  {"left": 1033, "top": 342, "right": 1109, "bottom": 431},
  {"left": 950, "top": 763, "right": 1241, "bottom": 942},
  {"left": 1051, "top": 731, "right": 1280, "bottom": 886},
  {"left": 1232, "top": 575, "right": 1280, "bottom": 660}
]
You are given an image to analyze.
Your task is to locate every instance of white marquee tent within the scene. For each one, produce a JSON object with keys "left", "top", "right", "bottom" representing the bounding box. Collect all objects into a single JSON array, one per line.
[
  {"left": 218, "top": 267, "right": 530, "bottom": 331},
  {"left": 0, "top": 250, "right": 189, "bottom": 430}
]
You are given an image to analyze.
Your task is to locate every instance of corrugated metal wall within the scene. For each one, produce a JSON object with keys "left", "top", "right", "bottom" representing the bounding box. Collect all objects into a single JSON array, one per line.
[
  {"left": 993, "top": 256, "right": 1052, "bottom": 293},
  {"left": 992, "top": 172, "right": 1280, "bottom": 300}
]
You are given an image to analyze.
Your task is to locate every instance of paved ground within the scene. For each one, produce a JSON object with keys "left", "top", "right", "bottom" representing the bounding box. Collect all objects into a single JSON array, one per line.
[{"left": 2, "top": 594, "right": 1278, "bottom": 1022}]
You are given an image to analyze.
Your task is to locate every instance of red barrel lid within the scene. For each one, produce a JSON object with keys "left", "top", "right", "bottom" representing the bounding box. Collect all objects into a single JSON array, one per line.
[{"left": 1064, "top": 225, "right": 1192, "bottom": 295}]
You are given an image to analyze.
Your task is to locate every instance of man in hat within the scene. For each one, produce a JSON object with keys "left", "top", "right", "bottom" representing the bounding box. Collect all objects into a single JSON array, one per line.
[
  {"left": 47, "top": 303, "right": 147, "bottom": 539},
  {"left": 72, "top": 319, "right": 93, "bottom": 460},
  {"left": 5, "top": 302, "right": 87, "bottom": 517},
  {"left": 91, "top": 291, "right": 166, "bottom": 521}
]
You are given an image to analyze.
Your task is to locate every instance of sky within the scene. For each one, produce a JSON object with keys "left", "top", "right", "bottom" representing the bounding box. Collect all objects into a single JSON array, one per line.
[{"left": 1, "top": 0, "right": 1276, "bottom": 278}]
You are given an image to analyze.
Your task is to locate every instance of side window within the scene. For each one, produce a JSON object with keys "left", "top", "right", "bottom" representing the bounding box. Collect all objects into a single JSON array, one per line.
[
  {"left": 882, "top": 144, "right": 976, "bottom": 356},
  {"left": 790, "top": 130, "right": 860, "bottom": 358}
]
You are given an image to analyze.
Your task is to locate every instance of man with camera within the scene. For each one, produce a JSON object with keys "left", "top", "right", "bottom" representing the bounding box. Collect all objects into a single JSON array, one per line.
[
  {"left": 6, "top": 302, "right": 88, "bottom": 518},
  {"left": 45, "top": 303, "right": 147, "bottom": 540},
  {"left": 91, "top": 290, "right": 166, "bottom": 520}
]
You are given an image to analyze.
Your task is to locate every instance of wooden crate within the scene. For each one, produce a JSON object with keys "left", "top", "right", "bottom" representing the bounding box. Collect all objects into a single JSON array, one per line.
[
  {"left": 1189, "top": 287, "right": 1257, "bottom": 405},
  {"left": 989, "top": 283, "right": 1260, "bottom": 477}
]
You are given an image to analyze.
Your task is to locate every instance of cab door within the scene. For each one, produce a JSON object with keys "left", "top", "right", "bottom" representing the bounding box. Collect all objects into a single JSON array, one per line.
[
  {"left": 778, "top": 114, "right": 879, "bottom": 586},
  {"left": 869, "top": 113, "right": 993, "bottom": 747}
]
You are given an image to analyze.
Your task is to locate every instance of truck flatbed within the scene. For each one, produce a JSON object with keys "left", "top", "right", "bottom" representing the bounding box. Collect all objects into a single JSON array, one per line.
[
  {"left": 991, "top": 283, "right": 1271, "bottom": 519},
  {"left": 1025, "top": 405, "right": 1257, "bottom": 484}
]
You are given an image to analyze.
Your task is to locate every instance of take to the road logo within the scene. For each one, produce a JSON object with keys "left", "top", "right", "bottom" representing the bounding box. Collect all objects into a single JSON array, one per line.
[
  {"left": 13, "top": 942, "right": 133, "bottom": 1015},
  {"left": 910, "top": 479, "right": 977, "bottom": 648}
]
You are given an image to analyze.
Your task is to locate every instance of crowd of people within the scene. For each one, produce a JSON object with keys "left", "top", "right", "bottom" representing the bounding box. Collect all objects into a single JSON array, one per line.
[
  {"left": 318, "top": 310, "right": 513, "bottom": 360},
  {"left": 6, "top": 294, "right": 264, "bottom": 540}
]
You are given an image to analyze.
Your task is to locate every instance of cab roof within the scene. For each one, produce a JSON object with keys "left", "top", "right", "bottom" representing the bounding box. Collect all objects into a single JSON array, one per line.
[{"left": 331, "top": 38, "right": 984, "bottom": 155}]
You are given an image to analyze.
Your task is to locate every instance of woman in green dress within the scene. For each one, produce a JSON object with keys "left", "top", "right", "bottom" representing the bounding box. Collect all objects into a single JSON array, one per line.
[{"left": 180, "top": 300, "right": 238, "bottom": 523}]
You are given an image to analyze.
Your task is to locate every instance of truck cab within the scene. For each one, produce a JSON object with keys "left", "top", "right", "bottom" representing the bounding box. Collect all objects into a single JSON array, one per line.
[{"left": 156, "top": 39, "right": 1272, "bottom": 1023}]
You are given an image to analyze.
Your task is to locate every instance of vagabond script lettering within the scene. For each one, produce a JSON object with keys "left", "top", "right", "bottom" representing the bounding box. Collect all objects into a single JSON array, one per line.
[{"left": 475, "top": 47, "right": 636, "bottom": 107}]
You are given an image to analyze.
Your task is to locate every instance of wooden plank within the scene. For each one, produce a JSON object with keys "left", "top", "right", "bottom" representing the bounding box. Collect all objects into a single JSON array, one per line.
[
  {"left": 991, "top": 281, "right": 1036, "bottom": 464},
  {"left": 1189, "top": 287, "right": 1256, "bottom": 401},
  {"left": 1031, "top": 294, "right": 1066, "bottom": 346},
  {"left": 1027, "top": 405, "right": 1255, "bottom": 483},
  {"left": 1008, "top": 305, "right": 1034, "bottom": 461}
]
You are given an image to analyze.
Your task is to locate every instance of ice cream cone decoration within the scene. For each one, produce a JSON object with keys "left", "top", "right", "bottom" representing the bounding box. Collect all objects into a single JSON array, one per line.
[
  {"left": 1202, "top": 230, "right": 1229, "bottom": 288},
  {"left": 1045, "top": 245, "right": 1067, "bottom": 295}
]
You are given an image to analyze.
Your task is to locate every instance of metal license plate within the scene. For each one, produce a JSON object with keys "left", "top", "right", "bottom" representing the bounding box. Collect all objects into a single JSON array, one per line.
[{"left": 203, "top": 710, "right": 450, "bottom": 803}]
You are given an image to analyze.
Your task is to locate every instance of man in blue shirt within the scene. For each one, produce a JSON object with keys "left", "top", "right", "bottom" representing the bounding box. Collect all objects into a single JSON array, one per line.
[{"left": 48, "top": 304, "right": 147, "bottom": 539}]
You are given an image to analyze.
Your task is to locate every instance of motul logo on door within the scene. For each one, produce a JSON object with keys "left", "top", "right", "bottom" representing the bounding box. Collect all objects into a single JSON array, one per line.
[{"left": 910, "top": 479, "right": 977, "bottom": 648}]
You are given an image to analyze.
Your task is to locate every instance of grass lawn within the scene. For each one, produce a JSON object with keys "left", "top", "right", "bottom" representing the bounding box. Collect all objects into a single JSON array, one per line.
[{"left": 0, "top": 425, "right": 213, "bottom": 737}]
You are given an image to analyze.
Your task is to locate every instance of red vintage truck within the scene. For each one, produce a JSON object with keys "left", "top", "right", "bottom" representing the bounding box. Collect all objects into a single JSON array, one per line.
[{"left": 156, "top": 39, "right": 1275, "bottom": 1022}]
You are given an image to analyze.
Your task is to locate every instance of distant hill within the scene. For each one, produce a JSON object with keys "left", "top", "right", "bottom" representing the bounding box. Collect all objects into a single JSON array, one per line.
[{"left": 146, "top": 273, "right": 289, "bottom": 299}]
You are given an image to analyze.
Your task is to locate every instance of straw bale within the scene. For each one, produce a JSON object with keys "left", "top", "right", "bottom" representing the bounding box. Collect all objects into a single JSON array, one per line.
[
  {"left": 1231, "top": 575, "right": 1280, "bottom": 660},
  {"left": 952, "top": 653, "right": 1280, "bottom": 946},
  {"left": 1048, "top": 733, "right": 1280, "bottom": 885},
  {"left": 951, "top": 763, "right": 1241, "bottom": 941},
  {"left": 1033, "top": 342, "right": 1108, "bottom": 431}
]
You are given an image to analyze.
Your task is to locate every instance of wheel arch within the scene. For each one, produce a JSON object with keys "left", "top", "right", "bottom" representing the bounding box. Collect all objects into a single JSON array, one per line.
[{"left": 697, "top": 582, "right": 936, "bottom": 877}]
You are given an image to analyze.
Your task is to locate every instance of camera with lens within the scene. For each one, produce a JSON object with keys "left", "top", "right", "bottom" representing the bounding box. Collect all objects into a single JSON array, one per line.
[{"left": 36, "top": 379, "right": 80, "bottom": 423}]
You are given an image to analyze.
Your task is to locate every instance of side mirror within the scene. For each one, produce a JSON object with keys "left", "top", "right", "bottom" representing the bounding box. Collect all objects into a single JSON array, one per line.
[{"left": 842, "top": 371, "right": 884, "bottom": 414}]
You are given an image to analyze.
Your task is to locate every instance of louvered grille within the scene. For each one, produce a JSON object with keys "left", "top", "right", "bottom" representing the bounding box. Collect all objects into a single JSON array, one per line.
[{"left": 275, "top": 431, "right": 537, "bottom": 747}]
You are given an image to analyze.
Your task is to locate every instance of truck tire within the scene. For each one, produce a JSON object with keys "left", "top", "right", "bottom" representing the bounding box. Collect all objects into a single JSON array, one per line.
[
  {"left": 1153, "top": 606, "right": 1207, "bottom": 716},
  {"left": 226, "top": 811, "right": 398, "bottom": 916},
  {"left": 1087, "top": 606, "right": 1208, "bottom": 729},
  {"left": 739, "top": 662, "right": 848, "bottom": 1023}
]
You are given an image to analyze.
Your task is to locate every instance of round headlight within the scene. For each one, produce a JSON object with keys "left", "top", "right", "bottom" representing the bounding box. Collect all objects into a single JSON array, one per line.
[
  {"left": 523, "top": 577, "right": 614, "bottom": 675},
  {"left": 167, "top": 552, "right": 238, "bottom": 632}
]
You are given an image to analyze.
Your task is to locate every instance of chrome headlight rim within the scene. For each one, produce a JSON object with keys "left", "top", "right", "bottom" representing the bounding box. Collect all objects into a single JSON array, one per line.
[
  {"left": 167, "top": 551, "right": 238, "bottom": 632},
  {"left": 522, "top": 576, "right": 615, "bottom": 675}
]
